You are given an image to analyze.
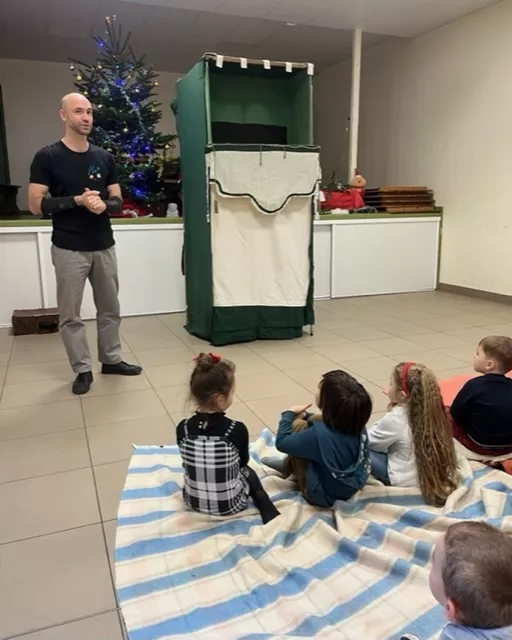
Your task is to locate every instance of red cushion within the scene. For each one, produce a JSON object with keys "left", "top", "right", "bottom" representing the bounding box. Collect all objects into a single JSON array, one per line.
[{"left": 439, "top": 372, "right": 512, "bottom": 406}]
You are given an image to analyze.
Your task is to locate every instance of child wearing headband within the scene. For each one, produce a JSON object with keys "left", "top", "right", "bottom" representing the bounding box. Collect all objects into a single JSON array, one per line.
[
  {"left": 176, "top": 353, "right": 280, "bottom": 524},
  {"left": 368, "top": 362, "right": 459, "bottom": 507}
]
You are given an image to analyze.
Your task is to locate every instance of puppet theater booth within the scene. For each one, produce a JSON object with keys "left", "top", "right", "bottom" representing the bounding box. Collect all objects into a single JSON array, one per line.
[{"left": 175, "top": 54, "right": 320, "bottom": 346}]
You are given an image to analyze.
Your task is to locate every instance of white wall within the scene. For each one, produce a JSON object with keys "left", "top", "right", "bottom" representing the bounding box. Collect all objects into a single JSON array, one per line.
[
  {"left": 0, "top": 59, "right": 180, "bottom": 208},
  {"left": 313, "top": 59, "right": 351, "bottom": 184},
  {"left": 315, "top": 0, "right": 512, "bottom": 297}
]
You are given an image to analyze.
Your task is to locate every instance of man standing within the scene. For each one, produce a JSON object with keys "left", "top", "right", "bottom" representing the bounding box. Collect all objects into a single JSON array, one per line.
[{"left": 28, "top": 93, "right": 142, "bottom": 395}]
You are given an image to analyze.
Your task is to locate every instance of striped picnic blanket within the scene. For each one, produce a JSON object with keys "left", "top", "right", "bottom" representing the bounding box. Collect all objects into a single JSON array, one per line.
[{"left": 115, "top": 430, "right": 512, "bottom": 640}]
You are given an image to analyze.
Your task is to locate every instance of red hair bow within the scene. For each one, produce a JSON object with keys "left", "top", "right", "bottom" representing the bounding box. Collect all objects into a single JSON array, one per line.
[{"left": 192, "top": 353, "right": 221, "bottom": 363}]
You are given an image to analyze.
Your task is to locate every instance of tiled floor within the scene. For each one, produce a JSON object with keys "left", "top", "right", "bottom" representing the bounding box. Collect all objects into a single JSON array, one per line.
[{"left": 1, "top": 291, "right": 511, "bottom": 638}]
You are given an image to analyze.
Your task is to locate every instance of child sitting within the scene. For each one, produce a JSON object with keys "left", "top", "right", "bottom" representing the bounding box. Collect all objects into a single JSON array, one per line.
[
  {"left": 368, "top": 362, "right": 458, "bottom": 507},
  {"left": 402, "top": 521, "right": 512, "bottom": 639},
  {"left": 176, "top": 353, "right": 279, "bottom": 524},
  {"left": 262, "top": 369, "right": 372, "bottom": 508},
  {"left": 450, "top": 336, "right": 512, "bottom": 456}
]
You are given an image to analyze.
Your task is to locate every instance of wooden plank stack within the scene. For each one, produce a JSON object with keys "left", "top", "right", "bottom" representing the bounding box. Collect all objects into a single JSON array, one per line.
[{"left": 364, "top": 187, "right": 435, "bottom": 213}]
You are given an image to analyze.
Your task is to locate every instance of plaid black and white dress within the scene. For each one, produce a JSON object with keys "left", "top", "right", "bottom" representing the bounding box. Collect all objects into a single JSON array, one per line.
[{"left": 176, "top": 412, "right": 251, "bottom": 516}]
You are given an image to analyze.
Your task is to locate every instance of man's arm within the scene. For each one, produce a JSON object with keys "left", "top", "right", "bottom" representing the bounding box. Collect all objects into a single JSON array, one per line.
[
  {"left": 28, "top": 183, "right": 49, "bottom": 215},
  {"left": 107, "top": 183, "right": 122, "bottom": 199}
]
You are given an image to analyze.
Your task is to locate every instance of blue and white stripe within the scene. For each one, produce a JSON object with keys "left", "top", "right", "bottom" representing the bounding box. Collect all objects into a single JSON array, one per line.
[{"left": 115, "top": 430, "right": 512, "bottom": 640}]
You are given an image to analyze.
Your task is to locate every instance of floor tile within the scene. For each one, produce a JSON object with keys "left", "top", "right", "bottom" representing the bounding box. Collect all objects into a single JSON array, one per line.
[
  {"left": 260, "top": 348, "right": 335, "bottom": 370},
  {"left": 359, "top": 337, "right": 428, "bottom": 356},
  {"left": 0, "top": 525, "right": 116, "bottom": 638},
  {"left": 234, "top": 370, "right": 306, "bottom": 402},
  {"left": 13, "top": 333, "right": 63, "bottom": 351},
  {"left": 144, "top": 362, "right": 193, "bottom": 389},
  {"left": 0, "top": 351, "right": 10, "bottom": 366},
  {"left": 120, "top": 314, "right": 167, "bottom": 329},
  {"left": 456, "top": 313, "right": 503, "bottom": 327},
  {"left": 232, "top": 355, "right": 277, "bottom": 376},
  {"left": 1, "top": 378, "right": 75, "bottom": 409},
  {"left": 94, "top": 460, "right": 130, "bottom": 521},
  {"left": 120, "top": 327, "right": 182, "bottom": 351},
  {"left": 230, "top": 401, "right": 265, "bottom": 437},
  {"left": 103, "top": 519, "right": 117, "bottom": 572},
  {"left": 0, "top": 430, "right": 90, "bottom": 484},
  {"left": 284, "top": 363, "right": 337, "bottom": 393},
  {"left": 435, "top": 366, "right": 478, "bottom": 380},
  {"left": 0, "top": 468, "right": 100, "bottom": 543},
  {"left": 85, "top": 371, "right": 152, "bottom": 398},
  {"left": 0, "top": 331, "right": 14, "bottom": 353},
  {"left": 391, "top": 350, "right": 467, "bottom": 372},
  {"left": 406, "top": 332, "right": 472, "bottom": 350},
  {"left": 81, "top": 389, "right": 166, "bottom": 427},
  {"left": 438, "top": 343, "right": 476, "bottom": 362},
  {"left": 15, "top": 612, "right": 123, "bottom": 640},
  {"left": 9, "top": 346, "right": 68, "bottom": 366},
  {"left": 336, "top": 326, "right": 394, "bottom": 342},
  {"left": 481, "top": 323, "right": 512, "bottom": 336},
  {"left": 247, "top": 340, "right": 306, "bottom": 354},
  {"left": 132, "top": 344, "right": 195, "bottom": 368},
  {"left": 341, "top": 356, "right": 399, "bottom": 384},
  {"left": 247, "top": 394, "right": 320, "bottom": 429},
  {"left": 5, "top": 360, "right": 71, "bottom": 385},
  {"left": 156, "top": 383, "right": 191, "bottom": 415},
  {"left": 376, "top": 320, "right": 429, "bottom": 337},
  {"left": 412, "top": 316, "right": 470, "bottom": 331},
  {"left": 88, "top": 414, "right": 175, "bottom": 466},
  {"left": 297, "top": 328, "right": 350, "bottom": 347},
  {"left": 0, "top": 400, "right": 83, "bottom": 441},
  {"left": 313, "top": 342, "right": 380, "bottom": 363},
  {"left": 445, "top": 327, "right": 491, "bottom": 343},
  {"left": 364, "top": 382, "right": 391, "bottom": 413}
]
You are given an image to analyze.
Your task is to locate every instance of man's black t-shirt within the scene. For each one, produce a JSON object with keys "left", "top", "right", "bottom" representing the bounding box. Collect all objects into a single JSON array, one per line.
[{"left": 30, "top": 141, "right": 118, "bottom": 252}]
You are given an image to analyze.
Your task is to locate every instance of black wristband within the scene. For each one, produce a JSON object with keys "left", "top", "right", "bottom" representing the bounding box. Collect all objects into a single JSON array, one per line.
[
  {"left": 105, "top": 196, "right": 123, "bottom": 215},
  {"left": 41, "top": 196, "right": 77, "bottom": 216}
]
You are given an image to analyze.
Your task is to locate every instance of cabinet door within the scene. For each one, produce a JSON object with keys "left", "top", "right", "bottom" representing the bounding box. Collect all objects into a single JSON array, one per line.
[{"left": 331, "top": 218, "right": 440, "bottom": 298}]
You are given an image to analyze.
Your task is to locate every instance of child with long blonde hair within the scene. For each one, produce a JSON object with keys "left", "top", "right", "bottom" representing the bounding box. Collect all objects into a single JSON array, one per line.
[{"left": 368, "top": 362, "right": 458, "bottom": 507}]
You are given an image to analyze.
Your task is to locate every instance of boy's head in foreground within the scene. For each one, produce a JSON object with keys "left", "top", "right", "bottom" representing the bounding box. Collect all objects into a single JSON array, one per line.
[
  {"left": 429, "top": 521, "right": 512, "bottom": 629},
  {"left": 473, "top": 336, "right": 512, "bottom": 375}
]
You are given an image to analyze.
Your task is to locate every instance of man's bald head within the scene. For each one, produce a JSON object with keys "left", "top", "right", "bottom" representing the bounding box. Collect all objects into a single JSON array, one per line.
[
  {"left": 61, "top": 92, "right": 91, "bottom": 111},
  {"left": 59, "top": 92, "right": 93, "bottom": 137}
]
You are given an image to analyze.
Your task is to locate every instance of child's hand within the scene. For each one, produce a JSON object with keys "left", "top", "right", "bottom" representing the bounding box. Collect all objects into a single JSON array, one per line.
[{"left": 288, "top": 404, "right": 312, "bottom": 417}]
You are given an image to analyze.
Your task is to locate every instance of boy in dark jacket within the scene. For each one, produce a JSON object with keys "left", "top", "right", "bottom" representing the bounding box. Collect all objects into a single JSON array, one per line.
[{"left": 450, "top": 336, "right": 512, "bottom": 455}]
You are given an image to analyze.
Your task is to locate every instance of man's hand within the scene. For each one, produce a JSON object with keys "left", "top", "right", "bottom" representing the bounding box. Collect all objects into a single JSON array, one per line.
[
  {"left": 75, "top": 189, "right": 107, "bottom": 214},
  {"left": 74, "top": 189, "right": 100, "bottom": 207},
  {"left": 288, "top": 404, "right": 312, "bottom": 418}
]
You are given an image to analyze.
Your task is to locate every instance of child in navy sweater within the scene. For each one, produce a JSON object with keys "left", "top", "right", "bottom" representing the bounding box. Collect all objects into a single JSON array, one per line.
[
  {"left": 450, "top": 336, "right": 512, "bottom": 455},
  {"left": 262, "top": 370, "right": 372, "bottom": 507}
]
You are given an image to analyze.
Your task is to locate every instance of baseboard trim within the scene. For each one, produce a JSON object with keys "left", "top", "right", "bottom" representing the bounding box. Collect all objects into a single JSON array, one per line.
[{"left": 438, "top": 282, "right": 512, "bottom": 305}]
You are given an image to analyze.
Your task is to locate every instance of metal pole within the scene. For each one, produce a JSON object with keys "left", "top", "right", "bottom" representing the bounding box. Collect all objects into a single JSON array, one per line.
[{"left": 348, "top": 28, "right": 362, "bottom": 182}]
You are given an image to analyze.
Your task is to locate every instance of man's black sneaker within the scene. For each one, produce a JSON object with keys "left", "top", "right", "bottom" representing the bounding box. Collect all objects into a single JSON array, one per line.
[
  {"left": 101, "top": 361, "right": 143, "bottom": 376},
  {"left": 72, "top": 371, "right": 93, "bottom": 395}
]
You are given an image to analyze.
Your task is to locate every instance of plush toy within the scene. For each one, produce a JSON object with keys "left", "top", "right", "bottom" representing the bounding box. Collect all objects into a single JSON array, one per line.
[
  {"left": 292, "top": 413, "right": 323, "bottom": 432},
  {"left": 350, "top": 169, "right": 367, "bottom": 192}
]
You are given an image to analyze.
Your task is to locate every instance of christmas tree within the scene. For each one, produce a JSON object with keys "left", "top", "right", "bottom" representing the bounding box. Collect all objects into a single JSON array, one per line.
[{"left": 69, "top": 15, "right": 177, "bottom": 205}]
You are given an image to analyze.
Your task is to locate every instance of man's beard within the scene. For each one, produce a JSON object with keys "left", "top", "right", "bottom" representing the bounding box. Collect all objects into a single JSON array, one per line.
[{"left": 70, "top": 122, "right": 92, "bottom": 136}]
